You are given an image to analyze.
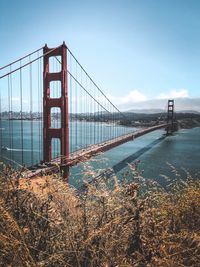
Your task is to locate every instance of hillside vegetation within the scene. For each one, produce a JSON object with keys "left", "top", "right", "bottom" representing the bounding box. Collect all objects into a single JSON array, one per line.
[{"left": 0, "top": 165, "right": 199, "bottom": 267}]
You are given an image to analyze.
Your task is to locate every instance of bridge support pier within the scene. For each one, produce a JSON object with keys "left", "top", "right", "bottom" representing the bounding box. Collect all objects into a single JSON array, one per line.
[{"left": 43, "top": 42, "right": 69, "bottom": 181}]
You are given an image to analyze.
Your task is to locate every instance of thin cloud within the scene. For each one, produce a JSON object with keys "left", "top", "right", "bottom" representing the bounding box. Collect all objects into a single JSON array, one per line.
[
  {"left": 106, "top": 89, "right": 147, "bottom": 108},
  {"left": 105, "top": 88, "right": 193, "bottom": 111},
  {"left": 158, "top": 89, "right": 189, "bottom": 99}
]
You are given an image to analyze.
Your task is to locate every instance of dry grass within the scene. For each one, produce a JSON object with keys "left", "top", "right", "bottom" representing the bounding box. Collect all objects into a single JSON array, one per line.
[{"left": 0, "top": 164, "right": 199, "bottom": 267}]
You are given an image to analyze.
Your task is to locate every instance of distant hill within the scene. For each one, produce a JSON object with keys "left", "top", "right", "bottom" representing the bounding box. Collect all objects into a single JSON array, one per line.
[
  {"left": 127, "top": 109, "right": 164, "bottom": 114},
  {"left": 178, "top": 110, "right": 200, "bottom": 114},
  {"left": 128, "top": 109, "right": 200, "bottom": 114},
  {"left": 125, "top": 98, "right": 200, "bottom": 113}
]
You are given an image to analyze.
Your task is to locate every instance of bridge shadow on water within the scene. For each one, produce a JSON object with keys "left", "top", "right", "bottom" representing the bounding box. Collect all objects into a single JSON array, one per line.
[
  {"left": 96, "top": 134, "right": 166, "bottom": 180},
  {"left": 78, "top": 134, "right": 166, "bottom": 190},
  {"left": 112, "top": 135, "right": 166, "bottom": 174}
]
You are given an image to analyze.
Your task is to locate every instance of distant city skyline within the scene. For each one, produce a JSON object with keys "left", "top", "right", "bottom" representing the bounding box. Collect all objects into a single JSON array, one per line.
[
  {"left": 1, "top": 0, "right": 200, "bottom": 111},
  {"left": 0, "top": 96, "right": 199, "bottom": 113}
]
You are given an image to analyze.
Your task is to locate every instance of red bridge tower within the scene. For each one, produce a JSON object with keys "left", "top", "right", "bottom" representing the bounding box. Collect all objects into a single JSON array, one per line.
[{"left": 43, "top": 42, "right": 69, "bottom": 179}]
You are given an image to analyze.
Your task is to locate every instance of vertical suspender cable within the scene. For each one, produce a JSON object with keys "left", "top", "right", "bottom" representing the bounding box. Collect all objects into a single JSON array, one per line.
[
  {"left": 52, "top": 58, "right": 54, "bottom": 158},
  {"left": 37, "top": 52, "right": 41, "bottom": 163},
  {"left": 69, "top": 54, "right": 72, "bottom": 153},
  {"left": 75, "top": 61, "right": 78, "bottom": 152},
  {"left": 101, "top": 97, "right": 103, "bottom": 143},
  {"left": 90, "top": 79, "right": 92, "bottom": 145},
  {"left": 112, "top": 106, "right": 114, "bottom": 139},
  {"left": 98, "top": 89, "right": 100, "bottom": 144},
  {"left": 114, "top": 107, "right": 116, "bottom": 139},
  {"left": 10, "top": 66, "right": 14, "bottom": 159},
  {"left": 88, "top": 79, "right": 90, "bottom": 145},
  {"left": 57, "top": 59, "right": 59, "bottom": 157},
  {"left": 7, "top": 75, "right": 12, "bottom": 160},
  {"left": 29, "top": 56, "right": 33, "bottom": 165},
  {"left": 109, "top": 102, "right": 111, "bottom": 140},
  {"left": 83, "top": 72, "right": 85, "bottom": 148},
  {"left": 80, "top": 66, "right": 83, "bottom": 148},
  {"left": 84, "top": 72, "right": 86, "bottom": 148},
  {"left": 20, "top": 60, "right": 24, "bottom": 165},
  {"left": 55, "top": 58, "right": 59, "bottom": 158},
  {"left": 40, "top": 56, "right": 43, "bottom": 160},
  {"left": 85, "top": 74, "right": 87, "bottom": 147},
  {"left": 83, "top": 71, "right": 85, "bottom": 148},
  {"left": 93, "top": 84, "right": 96, "bottom": 144},
  {"left": 0, "top": 89, "right": 2, "bottom": 151}
]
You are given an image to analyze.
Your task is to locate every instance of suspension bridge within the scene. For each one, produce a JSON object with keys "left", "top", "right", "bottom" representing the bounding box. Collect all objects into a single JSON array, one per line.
[{"left": 0, "top": 42, "right": 176, "bottom": 180}]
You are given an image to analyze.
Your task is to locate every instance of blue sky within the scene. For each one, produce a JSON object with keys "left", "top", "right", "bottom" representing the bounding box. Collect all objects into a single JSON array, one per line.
[{"left": 1, "top": 0, "right": 200, "bottom": 109}]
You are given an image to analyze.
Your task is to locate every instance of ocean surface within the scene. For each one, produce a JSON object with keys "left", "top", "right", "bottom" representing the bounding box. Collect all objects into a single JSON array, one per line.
[{"left": 0, "top": 120, "right": 199, "bottom": 186}]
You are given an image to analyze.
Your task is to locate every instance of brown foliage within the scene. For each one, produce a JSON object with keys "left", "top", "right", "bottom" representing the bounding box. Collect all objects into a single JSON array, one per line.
[{"left": 0, "top": 164, "right": 199, "bottom": 267}]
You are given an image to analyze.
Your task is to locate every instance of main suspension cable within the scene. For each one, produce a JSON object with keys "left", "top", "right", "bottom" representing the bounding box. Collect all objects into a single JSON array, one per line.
[
  {"left": 67, "top": 48, "right": 128, "bottom": 121},
  {"left": 0, "top": 47, "right": 43, "bottom": 71},
  {"left": 0, "top": 46, "right": 61, "bottom": 79}
]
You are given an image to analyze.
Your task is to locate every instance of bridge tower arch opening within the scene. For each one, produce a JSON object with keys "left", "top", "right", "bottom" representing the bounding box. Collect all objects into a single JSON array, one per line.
[{"left": 43, "top": 42, "right": 69, "bottom": 179}]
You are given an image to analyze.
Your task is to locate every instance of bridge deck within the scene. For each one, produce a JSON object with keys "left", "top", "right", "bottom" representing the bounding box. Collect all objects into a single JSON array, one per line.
[
  {"left": 61, "top": 123, "right": 167, "bottom": 167},
  {"left": 24, "top": 123, "right": 167, "bottom": 178}
]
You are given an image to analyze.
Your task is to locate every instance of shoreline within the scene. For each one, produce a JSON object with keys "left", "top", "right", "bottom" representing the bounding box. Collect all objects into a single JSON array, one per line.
[
  {"left": 178, "top": 118, "right": 200, "bottom": 129},
  {"left": 1, "top": 118, "right": 200, "bottom": 130}
]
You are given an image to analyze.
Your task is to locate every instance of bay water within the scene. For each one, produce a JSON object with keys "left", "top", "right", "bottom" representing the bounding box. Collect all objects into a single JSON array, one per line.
[{"left": 0, "top": 120, "right": 199, "bottom": 186}]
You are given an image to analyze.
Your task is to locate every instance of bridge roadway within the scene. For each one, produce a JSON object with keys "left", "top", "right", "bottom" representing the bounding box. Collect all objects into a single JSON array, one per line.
[{"left": 24, "top": 123, "right": 167, "bottom": 179}]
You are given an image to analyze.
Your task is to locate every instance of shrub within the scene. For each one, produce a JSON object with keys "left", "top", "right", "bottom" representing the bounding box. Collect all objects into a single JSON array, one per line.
[{"left": 0, "top": 164, "right": 199, "bottom": 266}]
